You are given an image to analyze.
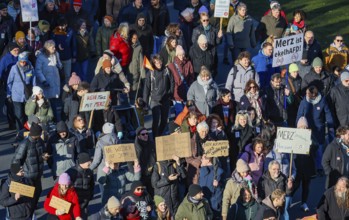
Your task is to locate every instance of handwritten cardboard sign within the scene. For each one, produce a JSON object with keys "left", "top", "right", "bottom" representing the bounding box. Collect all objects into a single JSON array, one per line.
[
  {"left": 49, "top": 196, "right": 71, "bottom": 214},
  {"left": 104, "top": 144, "right": 137, "bottom": 163},
  {"left": 9, "top": 181, "right": 35, "bottom": 198},
  {"left": 204, "top": 140, "right": 229, "bottom": 157},
  {"left": 155, "top": 133, "right": 192, "bottom": 161},
  {"left": 79, "top": 91, "right": 110, "bottom": 112},
  {"left": 275, "top": 127, "right": 311, "bottom": 154}
]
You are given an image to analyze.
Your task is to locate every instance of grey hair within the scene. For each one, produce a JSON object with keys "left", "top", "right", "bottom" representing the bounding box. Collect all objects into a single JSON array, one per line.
[
  {"left": 197, "top": 121, "right": 209, "bottom": 131},
  {"left": 43, "top": 40, "right": 55, "bottom": 49},
  {"left": 237, "top": 2, "right": 247, "bottom": 10},
  {"left": 268, "top": 160, "right": 280, "bottom": 170}
]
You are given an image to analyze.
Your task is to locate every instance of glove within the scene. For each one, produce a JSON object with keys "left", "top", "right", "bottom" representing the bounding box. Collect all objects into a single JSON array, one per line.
[
  {"left": 117, "top": 131, "right": 123, "bottom": 140},
  {"left": 42, "top": 81, "right": 50, "bottom": 88}
]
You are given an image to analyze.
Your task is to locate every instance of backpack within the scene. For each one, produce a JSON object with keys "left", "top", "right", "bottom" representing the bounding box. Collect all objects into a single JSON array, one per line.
[{"left": 231, "top": 65, "right": 256, "bottom": 85}]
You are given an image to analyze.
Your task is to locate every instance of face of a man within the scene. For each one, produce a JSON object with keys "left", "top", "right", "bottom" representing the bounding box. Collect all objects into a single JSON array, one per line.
[
  {"left": 271, "top": 9, "right": 280, "bottom": 18},
  {"left": 269, "top": 164, "right": 281, "bottom": 179},
  {"left": 304, "top": 32, "right": 314, "bottom": 45},
  {"left": 138, "top": 130, "right": 149, "bottom": 141},
  {"left": 137, "top": 18, "right": 145, "bottom": 27},
  {"left": 193, "top": 191, "right": 204, "bottom": 200},
  {"left": 263, "top": 46, "right": 273, "bottom": 57},
  {"left": 340, "top": 130, "right": 349, "bottom": 146},
  {"left": 135, "top": 0, "right": 142, "bottom": 8},
  {"left": 342, "top": 78, "right": 349, "bottom": 88},
  {"left": 74, "top": 5, "right": 81, "bottom": 12},
  {"left": 150, "top": 0, "right": 159, "bottom": 7},
  {"left": 0, "top": 7, "right": 8, "bottom": 17},
  {"left": 238, "top": 7, "right": 247, "bottom": 17},
  {"left": 198, "top": 128, "right": 208, "bottom": 139},
  {"left": 271, "top": 77, "right": 281, "bottom": 89},
  {"left": 46, "top": 2, "right": 55, "bottom": 11}
]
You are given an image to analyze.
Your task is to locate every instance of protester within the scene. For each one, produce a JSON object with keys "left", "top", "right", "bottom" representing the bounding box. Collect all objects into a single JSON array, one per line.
[
  {"left": 110, "top": 22, "right": 131, "bottom": 68},
  {"left": 238, "top": 79, "right": 263, "bottom": 121},
  {"left": 153, "top": 195, "right": 171, "bottom": 220},
  {"left": 95, "top": 15, "right": 117, "bottom": 57},
  {"left": 90, "top": 196, "right": 122, "bottom": 220},
  {"left": 255, "top": 189, "right": 286, "bottom": 220},
  {"left": 227, "top": 187, "right": 259, "bottom": 220},
  {"left": 130, "top": 13, "right": 153, "bottom": 59},
  {"left": 61, "top": 72, "right": 81, "bottom": 103},
  {"left": 259, "top": 1, "right": 287, "bottom": 40},
  {"left": 159, "top": 36, "right": 177, "bottom": 66},
  {"left": 324, "top": 35, "right": 349, "bottom": 72},
  {"left": 70, "top": 114, "right": 95, "bottom": 153},
  {"left": 189, "top": 34, "right": 215, "bottom": 76}
]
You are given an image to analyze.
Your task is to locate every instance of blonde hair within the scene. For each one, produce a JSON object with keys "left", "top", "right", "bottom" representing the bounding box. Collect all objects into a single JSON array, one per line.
[
  {"left": 118, "top": 22, "right": 129, "bottom": 39},
  {"left": 199, "top": 66, "right": 211, "bottom": 78},
  {"left": 234, "top": 111, "right": 251, "bottom": 127}
]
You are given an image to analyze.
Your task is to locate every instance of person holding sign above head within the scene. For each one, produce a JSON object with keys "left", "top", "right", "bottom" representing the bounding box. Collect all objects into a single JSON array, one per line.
[
  {"left": 44, "top": 173, "right": 82, "bottom": 220},
  {"left": 0, "top": 164, "right": 33, "bottom": 220}
]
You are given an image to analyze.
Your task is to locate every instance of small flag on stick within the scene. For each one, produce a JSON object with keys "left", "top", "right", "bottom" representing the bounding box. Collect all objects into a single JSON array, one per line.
[{"left": 143, "top": 56, "right": 154, "bottom": 71}]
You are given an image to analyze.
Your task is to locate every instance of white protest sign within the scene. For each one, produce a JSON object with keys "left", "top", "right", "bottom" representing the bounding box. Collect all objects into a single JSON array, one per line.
[
  {"left": 79, "top": 91, "right": 110, "bottom": 112},
  {"left": 214, "top": 0, "right": 230, "bottom": 18},
  {"left": 272, "top": 33, "right": 304, "bottom": 67},
  {"left": 275, "top": 127, "right": 311, "bottom": 155},
  {"left": 20, "top": 0, "right": 39, "bottom": 22}
]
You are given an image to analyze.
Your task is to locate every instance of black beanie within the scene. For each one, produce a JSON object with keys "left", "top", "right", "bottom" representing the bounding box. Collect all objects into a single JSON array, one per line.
[
  {"left": 29, "top": 123, "right": 42, "bottom": 137},
  {"left": 77, "top": 152, "right": 91, "bottom": 164},
  {"left": 8, "top": 42, "right": 19, "bottom": 52},
  {"left": 56, "top": 121, "right": 68, "bottom": 133},
  {"left": 10, "top": 163, "right": 22, "bottom": 175},
  {"left": 263, "top": 209, "right": 277, "bottom": 219},
  {"left": 188, "top": 184, "right": 202, "bottom": 197},
  {"left": 131, "top": 181, "right": 144, "bottom": 192}
]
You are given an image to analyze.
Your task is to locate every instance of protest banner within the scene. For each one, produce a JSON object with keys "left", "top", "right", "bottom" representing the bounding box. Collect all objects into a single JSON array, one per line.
[
  {"left": 204, "top": 140, "right": 229, "bottom": 157},
  {"left": 214, "top": 0, "right": 230, "bottom": 18},
  {"left": 104, "top": 144, "right": 137, "bottom": 163},
  {"left": 275, "top": 127, "right": 311, "bottom": 155},
  {"left": 79, "top": 91, "right": 110, "bottom": 112},
  {"left": 20, "top": 0, "right": 39, "bottom": 22},
  {"left": 272, "top": 33, "right": 304, "bottom": 67},
  {"left": 155, "top": 133, "right": 192, "bottom": 161},
  {"left": 49, "top": 196, "right": 71, "bottom": 214},
  {"left": 9, "top": 181, "right": 35, "bottom": 198}
]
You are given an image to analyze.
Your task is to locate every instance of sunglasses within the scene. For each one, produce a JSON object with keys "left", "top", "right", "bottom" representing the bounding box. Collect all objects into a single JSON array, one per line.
[
  {"left": 202, "top": 19, "right": 209, "bottom": 22},
  {"left": 336, "top": 39, "right": 343, "bottom": 42},
  {"left": 140, "top": 132, "right": 148, "bottom": 136},
  {"left": 136, "top": 187, "right": 145, "bottom": 191}
]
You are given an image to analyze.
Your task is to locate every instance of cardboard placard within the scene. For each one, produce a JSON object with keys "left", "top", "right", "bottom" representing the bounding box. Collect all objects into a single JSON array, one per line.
[
  {"left": 9, "top": 181, "right": 35, "bottom": 198},
  {"left": 155, "top": 133, "right": 192, "bottom": 161},
  {"left": 204, "top": 140, "right": 229, "bottom": 157},
  {"left": 272, "top": 33, "right": 304, "bottom": 67},
  {"left": 49, "top": 195, "right": 71, "bottom": 214},
  {"left": 79, "top": 91, "right": 110, "bottom": 112},
  {"left": 104, "top": 144, "right": 137, "bottom": 163},
  {"left": 275, "top": 127, "right": 312, "bottom": 155},
  {"left": 20, "top": 0, "right": 39, "bottom": 22},
  {"left": 214, "top": 0, "right": 230, "bottom": 18}
]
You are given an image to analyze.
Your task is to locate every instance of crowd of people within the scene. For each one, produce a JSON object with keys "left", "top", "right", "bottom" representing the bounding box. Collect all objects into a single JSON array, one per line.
[{"left": 0, "top": 0, "right": 349, "bottom": 219}]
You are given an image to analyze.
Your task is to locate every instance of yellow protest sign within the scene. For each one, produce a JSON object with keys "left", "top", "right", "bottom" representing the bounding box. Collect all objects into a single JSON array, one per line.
[
  {"left": 104, "top": 144, "right": 137, "bottom": 163},
  {"left": 49, "top": 196, "right": 71, "bottom": 214},
  {"left": 155, "top": 133, "right": 192, "bottom": 161},
  {"left": 203, "top": 140, "right": 229, "bottom": 157},
  {"left": 9, "top": 181, "right": 35, "bottom": 198}
]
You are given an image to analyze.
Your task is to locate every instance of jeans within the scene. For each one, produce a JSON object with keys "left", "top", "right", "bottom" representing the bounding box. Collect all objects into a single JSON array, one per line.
[
  {"left": 316, "top": 144, "right": 324, "bottom": 170},
  {"left": 151, "top": 101, "right": 170, "bottom": 137},
  {"left": 61, "top": 59, "right": 72, "bottom": 84},
  {"left": 49, "top": 98, "right": 62, "bottom": 122},
  {"left": 281, "top": 196, "right": 292, "bottom": 220},
  {"left": 13, "top": 101, "right": 25, "bottom": 130}
]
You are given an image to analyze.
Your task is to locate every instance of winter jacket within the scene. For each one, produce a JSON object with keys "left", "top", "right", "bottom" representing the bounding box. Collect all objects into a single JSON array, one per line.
[
  {"left": 159, "top": 45, "right": 176, "bottom": 66},
  {"left": 226, "top": 14, "right": 256, "bottom": 49},
  {"left": 39, "top": 8, "right": 58, "bottom": 30},
  {"left": 7, "top": 62, "right": 35, "bottom": 102},
  {"left": 302, "top": 40, "right": 323, "bottom": 66},
  {"left": 63, "top": 92, "right": 90, "bottom": 129},
  {"left": 296, "top": 95, "right": 334, "bottom": 144},
  {"left": 128, "top": 41, "right": 145, "bottom": 92},
  {"left": 301, "top": 69, "right": 333, "bottom": 96},
  {"left": 322, "top": 138, "right": 349, "bottom": 189},
  {"left": 178, "top": 15, "right": 194, "bottom": 53},
  {"left": 52, "top": 27, "right": 76, "bottom": 61},
  {"left": 44, "top": 183, "right": 81, "bottom": 220},
  {"left": 130, "top": 13, "right": 153, "bottom": 59},
  {"left": 68, "top": 0, "right": 98, "bottom": 23},
  {"left": 95, "top": 24, "right": 117, "bottom": 57},
  {"left": 0, "top": 17, "right": 13, "bottom": 56},
  {"left": 282, "top": 75, "right": 302, "bottom": 127},
  {"left": 225, "top": 64, "right": 259, "bottom": 102},
  {"left": 12, "top": 136, "right": 45, "bottom": 180},
  {"left": 143, "top": 67, "right": 174, "bottom": 107},
  {"left": 35, "top": 51, "right": 62, "bottom": 99},
  {"left": 254, "top": 196, "right": 281, "bottom": 220},
  {"left": 0, "top": 174, "right": 32, "bottom": 220},
  {"left": 122, "top": 184, "right": 153, "bottom": 220},
  {"left": 90, "top": 205, "right": 122, "bottom": 220},
  {"left": 148, "top": 3, "right": 170, "bottom": 36},
  {"left": 252, "top": 50, "right": 280, "bottom": 89},
  {"left": 317, "top": 186, "right": 349, "bottom": 220},
  {"left": 329, "top": 83, "right": 349, "bottom": 127},
  {"left": 46, "top": 132, "right": 80, "bottom": 177},
  {"left": 74, "top": 30, "right": 95, "bottom": 62},
  {"left": 152, "top": 161, "right": 186, "bottom": 215},
  {"left": 134, "top": 138, "right": 156, "bottom": 178},
  {"left": 257, "top": 170, "right": 292, "bottom": 200},
  {"left": 66, "top": 164, "right": 95, "bottom": 208},
  {"left": 240, "top": 144, "right": 265, "bottom": 185},
  {"left": 239, "top": 93, "right": 264, "bottom": 113},
  {"left": 0, "top": 52, "right": 17, "bottom": 82},
  {"left": 90, "top": 133, "right": 119, "bottom": 184},
  {"left": 324, "top": 44, "right": 349, "bottom": 71},
  {"left": 25, "top": 97, "right": 54, "bottom": 124},
  {"left": 70, "top": 127, "right": 95, "bottom": 152},
  {"left": 199, "top": 165, "right": 224, "bottom": 213},
  {"left": 175, "top": 194, "right": 213, "bottom": 220},
  {"left": 191, "top": 24, "right": 222, "bottom": 56},
  {"left": 106, "top": 0, "right": 131, "bottom": 22},
  {"left": 259, "top": 12, "right": 287, "bottom": 40},
  {"left": 227, "top": 198, "right": 259, "bottom": 220},
  {"left": 161, "top": 29, "right": 186, "bottom": 52},
  {"left": 212, "top": 99, "right": 236, "bottom": 132},
  {"left": 167, "top": 57, "right": 195, "bottom": 101},
  {"left": 110, "top": 32, "right": 131, "bottom": 67},
  {"left": 117, "top": 2, "right": 148, "bottom": 25},
  {"left": 189, "top": 43, "right": 214, "bottom": 76},
  {"left": 65, "top": 8, "right": 90, "bottom": 30},
  {"left": 187, "top": 77, "right": 220, "bottom": 116},
  {"left": 231, "top": 125, "right": 255, "bottom": 154},
  {"left": 264, "top": 148, "right": 296, "bottom": 180}
]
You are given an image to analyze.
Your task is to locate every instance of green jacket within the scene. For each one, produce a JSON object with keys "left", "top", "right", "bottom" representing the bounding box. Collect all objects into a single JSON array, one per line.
[
  {"left": 25, "top": 98, "right": 54, "bottom": 124},
  {"left": 175, "top": 194, "right": 213, "bottom": 220},
  {"left": 227, "top": 198, "right": 259, "bottom": 220},
  {"left": 95, "top": 24, "right": 117, "bottom": 56}
]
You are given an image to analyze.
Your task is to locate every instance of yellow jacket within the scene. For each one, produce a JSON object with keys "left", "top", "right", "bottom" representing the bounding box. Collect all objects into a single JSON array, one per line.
[{"left": 324, "top": 44, "right": 349, "bottom": 71}]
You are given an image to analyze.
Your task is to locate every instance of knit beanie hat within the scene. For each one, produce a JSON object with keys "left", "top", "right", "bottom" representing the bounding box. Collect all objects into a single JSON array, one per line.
[
  {"left": 312, "top": 57, "right": 323, "bottom": 68},
  {"left": 8, "top": 42, "right": 19, "bottom": 52},
  {"left": 340, "top": 70, "right": 349, "bottom": 81},
  {"left": 29, "top": 123, "right": 42, "bottom": 136},
  {"left": 18, "top": 52, "right": 29, "bottom": 62},
  {"left": 68, "top": 72, "right": 81, "bottom": 86},
  {"left": 198, "top": 5, "right": 209, "bottom": 14},
  {"left": 56, "top": 121, "right": 68, "bottom": 133},
  {"left": 103, "top": 122, "right": 115, "bottom": 134},
  {"left": 10, "top": 163, "right": 22, "bottom": 175},
  {"left": 32, "top": 86, "right": 43, "bottom": 96},
  {"left": 297, "top": 117, "right": 308, "bottom": 128},
  {"left": 288, "top": 63, "right": 299, "bottom": 73},
  {"left": 103, "top": 49, "right": 114, "bottom": 58},
  {"left": 135, "top": 126, "right": 146, "bottom": 136},
  {"left": 236, "top": 159, "right": 250, "bottom": 173},
  {"left": 270, "top": 1, "right": 281, "bottom": 9},
  {"left": 104, "top": 15, "right": 113, "bottom": 23},
  {"left": 38, "top": 20, "right": 50, "bottom": 33},
  {"left": 107, "top": 196, "right": 121, "bottom": 210},
  {"left": 77, "top": 152, "right": 91, "bottom": 164},
  {"left": 198, "top": 34, "right": 208, "bottom": 44},
  {"left": 73, "top": 0, "right": 82, "bottom": 7},
  {"left": 58, "top": 173, "right": 71, "bottom": 185},
  {"left": 188, "top": 184, "right": 202, "bottom": 197},
  {"left": 15, "top": 31, "right": 25, "bottom": 42},
  {"left": 154, "top": 195, "right": 165, "bottom": 207},
  {"left": 175, "top": 45, "right": 185, "bottom": 56},
  {"left": 102, "top": 59, "right": 112, "bottom": 70}
]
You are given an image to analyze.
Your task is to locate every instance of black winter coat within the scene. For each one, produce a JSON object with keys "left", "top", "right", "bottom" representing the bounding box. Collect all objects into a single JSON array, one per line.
[
  {"left": 282, "top": 75, "right": 302, "bottom": 127},
  {"left": 122, "top": 185, "right": 154, "bottom": 220},
  {"left": 151, "top": 160, "right": 186, "bottom": 215},
  {"left": 11, "top": 136, "right": 45, "bottom": 180},
  {"left": 64, "top": 92, "right": 90, "bottom": 129},
  {"left": 301, "top": 69, "right": 333, "bottom": 96},
  {"left": 317, "top": 186, "right": 349, "bottom": 220},
  {"left": 148, "top": 3, "right": 170, "bottom": 36},
  {"left": 302, "top": 40, "right": 323, "bottom": 65},
  {"left": 93, "top": 108, "right": 123, "bottom": 133},
  {"left": 231, "top": 125, "right": 255, "bottom": 154},
  {"left": 189, "top": 43, "right": 214, "bottom": 76},
  {"left": 329, "top": 83, "right": 349, "bottom": 127},
  {"left": 257, "top": 170, "right": 292, "bottom": 200},
  {"left": 191, "top": 24, "right": 222, "bottom": 56},
  {"left": 70, "top": 128, "right": 95, "bottom": 151},
  {"left": 134, "top": 138, "right": 156, "bottom": 178}
]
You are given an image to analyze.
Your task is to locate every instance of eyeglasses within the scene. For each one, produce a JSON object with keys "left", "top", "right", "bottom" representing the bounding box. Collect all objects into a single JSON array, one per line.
[
  {"left": 336, "top": 39, "right": 343, "bottom": 42},
  {"left": 140, "top": 133, "right": 148, "bottom": 136},
  {"left": 136, "top": 187, "right": 145, "bottom": 191},
  {"left": 202, "top": 19, "right": 209, "bottom": 22}
]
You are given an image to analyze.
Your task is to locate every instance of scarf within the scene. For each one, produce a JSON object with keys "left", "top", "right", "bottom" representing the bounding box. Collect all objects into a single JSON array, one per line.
[
  {"left": 306, "top": 94, "right": 322, "bottom": 105},
  {"left": 197, "top": 76, "right": 213, "bottom": 94},
  {"left": 292, "top": 20, "right": 305, "bottom": 29},
  {"left": 37, "top": 99, "right": 44, "bottom": 107},
  {"left": 330, "top": 42, "right": 345, "bottom": 52},
  {"left": 246, "top": 91, "right": 262, "bottom": 119},
  {"left": 188, "top": 195, "right": 201, "bottom": 204}
]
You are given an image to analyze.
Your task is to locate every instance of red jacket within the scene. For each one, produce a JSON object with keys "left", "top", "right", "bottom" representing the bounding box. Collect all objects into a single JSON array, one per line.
[
  {"left": 44, "top": 183, "right": 81, "bottom": 220},
  {"left": 109, "top": 32, "right": 131, "bottom": 67}
]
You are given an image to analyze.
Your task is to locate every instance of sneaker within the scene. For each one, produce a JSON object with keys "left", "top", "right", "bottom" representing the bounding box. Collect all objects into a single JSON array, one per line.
[
  {"left": 300, "top": 203, "right": 309, "bottom": 212},
  {"left": 223, "top": 58, "right": 230, "bottom": 65}
]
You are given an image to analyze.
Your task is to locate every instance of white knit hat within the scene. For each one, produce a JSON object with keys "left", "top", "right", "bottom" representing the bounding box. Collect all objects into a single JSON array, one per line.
[
  {"left": 103, "top": 122, "right": 115, "bottom": 134},
  {"left": 32, "top": 86, "right": 43, "bottom": 96}
]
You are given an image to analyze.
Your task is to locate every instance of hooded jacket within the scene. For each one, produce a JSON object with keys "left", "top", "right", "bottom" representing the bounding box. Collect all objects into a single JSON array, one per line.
[
  {"left": 226, "top": 14, "right": 256, "bottom": 49},
  {"left": 254, "top": 195, "right": 280, "bottom": 220},
  {"left": 252, "top": 50, "right": 280, "bottom": 89},
  {"left": 130, "top": 13, "right": 154, "bottom": 59},
  {"left": 257, "top": 170, "right": 292, "bottom": 200},
  {"left": 175, "top": 194, "right": 213, "bottom": 220},
  {"left": 134, "top": 137, "right": 156, "bottom": 178},
  {"left": 25, "top": 96, "right": 54, "bottom": 124},
  {"left": 95, "top": 24, "right": 117, "bottom": 57}
]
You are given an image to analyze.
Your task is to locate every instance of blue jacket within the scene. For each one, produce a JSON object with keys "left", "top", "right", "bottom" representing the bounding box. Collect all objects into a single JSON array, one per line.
[
  {"left": 296, "top": 95, "right": 334, "bottom": 144},
  {"left": 7, "top": 62, "right": 36, "bottom": 102},
  {"left": 117, "top": 3, "right": 148, "bottom": 25},
  {"left": 0, "top": 52, "right": 18, "bottom": 82},
  {"left": 199, "top": 165, "right": 224, "bottom": 213},
  {"left": 252, "top": 50, "right": 280, "bottom": 89},
  {"left": 52, "top": 27, "right": 76, "bottom": 61}
]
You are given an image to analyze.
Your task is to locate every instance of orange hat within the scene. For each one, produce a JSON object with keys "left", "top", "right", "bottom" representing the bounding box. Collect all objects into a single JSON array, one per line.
[
  {"left": 102, "top": 59, "right": 112, "bottom": 70},
  {"left": 15, "top": 31, "right": 25, "bottom": 42},
  {"left": 104, "top": 15, "right": 113, "bottom": 23}
]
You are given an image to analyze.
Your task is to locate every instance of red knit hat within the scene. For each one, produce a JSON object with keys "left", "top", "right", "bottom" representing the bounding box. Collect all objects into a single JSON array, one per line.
[
  {"left": 104, "top": 15, "right": 113, "bottom": 23},
  {"left": 73, "top": 0, "right": 82, "bottom": 7},
  {"left": 102, "top": 59, "right": 112, "bottom": 70}
]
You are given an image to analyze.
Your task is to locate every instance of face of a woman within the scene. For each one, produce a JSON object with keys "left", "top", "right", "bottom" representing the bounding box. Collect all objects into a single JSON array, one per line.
[
  {"left": 36, "top": 93, "right": 43, "bottom": 100},
  {"left": 201, "top": 74, "right": 210, "bottom": 82},
  {"left": 59, "top": 184, "right": 69, "bottom": 195},
  {"left": 222, "top": 93, "right": 231, "bottom": 103},
  {"left": 240, "top": 57, "right": 250, "bottom": 68},
  {"left": 254, "top": 143, "right": 263, "bottom": 154},
  {"left": 170, "top": 39, "right": 177, "bottom": 49},
  {"left": 154, "top": 59, "right": 162, "bottom": 70},
  {"left": 294, "top": 13, "right": 301, "bottom": 23},
  {"left": 243, "top": 189, "right": 252, "bottom": 203},
  {"left": 158, "top": 202, "right": 167, "bottom": 213},
  {"left": 188, "top": 116, "right": 198, "bottom": 126},
  {"left": 249, "top": 84, "right": 257, "bottom": 94},
  {"left": 131, "top": 34, "right": 138, "bottom": 44},
  {"left": 239, "top": 116, "right": 247, "bottom": 127},
  {"left": 48, "top": 45, "right": 56, "bottom": 54},
  {"left": 211, "top": 119, "right": 218, "bottom": 131},
  {"left": 201, "top": 16, "right": 209, "bottom": 27},
  {"left": 74, "top": 117, "right": 85, "bottom": 129}
]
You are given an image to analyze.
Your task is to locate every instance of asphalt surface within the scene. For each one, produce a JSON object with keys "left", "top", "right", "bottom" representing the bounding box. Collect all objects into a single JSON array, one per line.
[{"left": 0, "top": 1, "right": 326, "bottom": 219}]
